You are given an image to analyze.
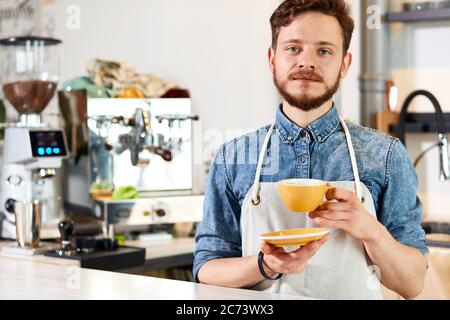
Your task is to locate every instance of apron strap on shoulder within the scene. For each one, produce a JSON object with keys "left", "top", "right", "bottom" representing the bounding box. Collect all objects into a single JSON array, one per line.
[
  {"left": 251, "top": 122, "right": 276, "bottom": 205},
  {"left": 340, "top": 117, "right": 363, "bottom": 202}
]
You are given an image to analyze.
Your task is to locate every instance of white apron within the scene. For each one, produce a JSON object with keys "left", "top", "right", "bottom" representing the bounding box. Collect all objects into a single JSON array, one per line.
[{"left": 241, "top": 117, "right": 383, "bottom": 300}]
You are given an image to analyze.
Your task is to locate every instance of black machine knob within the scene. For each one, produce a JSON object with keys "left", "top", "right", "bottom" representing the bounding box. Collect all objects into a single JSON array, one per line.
[
  {"left": 5, "top": 198, "right": 16, "bottom": 214},
  {"left": 58, "top": 220, "right": 74, "bottom": 242},
  {"left": 56, "top": 220, "right": 77, "bottom": 256},
  {"left": 155, "top": 208, "right": 166, "bottom": 218}
]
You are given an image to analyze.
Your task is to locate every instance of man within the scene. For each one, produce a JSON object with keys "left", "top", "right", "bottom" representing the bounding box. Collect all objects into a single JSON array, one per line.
[{"left": 194, "top": 0, "right": 428, "bottom": 300}]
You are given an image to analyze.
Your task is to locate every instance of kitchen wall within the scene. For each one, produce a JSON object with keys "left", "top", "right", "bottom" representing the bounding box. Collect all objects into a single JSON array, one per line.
[
  {"left": 389, "top": 0, "right": 450, "bottom": 222},
  {"left": 339, "top": 0, "right": 362, "bottom": 123}
]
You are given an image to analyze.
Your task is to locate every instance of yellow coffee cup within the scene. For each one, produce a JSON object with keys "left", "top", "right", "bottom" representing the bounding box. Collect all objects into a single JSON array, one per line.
[{"left": 278, "top": 179, "right": 332, "bottom": 212}]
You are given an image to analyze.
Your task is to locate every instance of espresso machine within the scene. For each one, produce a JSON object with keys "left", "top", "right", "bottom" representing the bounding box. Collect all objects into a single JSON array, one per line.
[
  {"left": 0, "top": 36, "right": 68, "bottom": 252},
  {"left": 86, "top": 98, "right": 203, "bottom": 232}
]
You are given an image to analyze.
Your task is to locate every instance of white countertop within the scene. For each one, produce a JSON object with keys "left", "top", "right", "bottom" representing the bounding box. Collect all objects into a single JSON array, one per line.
[
  {"left": 0, "top": 256, "right": 306, "bottom": 300},
  {"left": 124, "top": 237, "right": 195, "bottom": 260}
]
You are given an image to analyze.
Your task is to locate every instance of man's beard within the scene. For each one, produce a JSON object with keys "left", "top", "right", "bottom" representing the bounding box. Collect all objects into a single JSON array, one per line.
[{"left": 273, "top": 68, "right": 341, "bottom": 111}]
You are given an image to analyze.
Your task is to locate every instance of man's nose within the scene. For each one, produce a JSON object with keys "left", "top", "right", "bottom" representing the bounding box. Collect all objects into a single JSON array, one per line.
[{"left": 296, "top": 49, "right": 316, "bottom": 70}]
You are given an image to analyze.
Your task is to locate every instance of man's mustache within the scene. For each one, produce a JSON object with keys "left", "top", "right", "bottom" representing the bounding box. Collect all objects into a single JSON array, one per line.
[{"left": 288, "top": 71, "right": 323, "bottom": 82}]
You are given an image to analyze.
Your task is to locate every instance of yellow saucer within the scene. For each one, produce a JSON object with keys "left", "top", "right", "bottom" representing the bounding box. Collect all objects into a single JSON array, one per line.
[{"left": 259, "top": 228, "right": 329, "bottom": 247}]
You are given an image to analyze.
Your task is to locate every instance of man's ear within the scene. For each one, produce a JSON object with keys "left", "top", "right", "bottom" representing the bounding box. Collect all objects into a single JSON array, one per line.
[
  {"left": 268, "top": 46, "right": 275, "bottom": 74},
  {"left": 340, "top": 52, "right": 352, "bottom": 79}
]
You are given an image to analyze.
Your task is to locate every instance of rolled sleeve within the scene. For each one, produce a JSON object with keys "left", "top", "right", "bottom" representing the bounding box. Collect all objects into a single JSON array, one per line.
[
  {"left": 379, "top": 139, "right": 429, "bottom": 255},
  {"left": 193, "top": 145, "right": 242, "bottom": 282}
]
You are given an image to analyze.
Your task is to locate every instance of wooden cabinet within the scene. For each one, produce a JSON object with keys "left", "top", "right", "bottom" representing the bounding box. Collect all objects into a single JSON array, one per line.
[{"left": 376, "top": 111, "right": 399, "bottom": 136}]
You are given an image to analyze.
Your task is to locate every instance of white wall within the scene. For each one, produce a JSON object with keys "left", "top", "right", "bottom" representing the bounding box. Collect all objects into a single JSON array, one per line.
[{"left": 339, "top": 0, "right": 361, "bottom": 123}]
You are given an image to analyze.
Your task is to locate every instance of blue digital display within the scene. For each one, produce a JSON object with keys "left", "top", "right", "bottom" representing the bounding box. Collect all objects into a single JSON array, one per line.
[{"left": 29, "top": 131, "right": 67, "bottom": 158}]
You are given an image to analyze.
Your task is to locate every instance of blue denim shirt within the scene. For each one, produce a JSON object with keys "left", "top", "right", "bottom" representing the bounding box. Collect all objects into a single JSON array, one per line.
[{"left": 193, "top": 104, "right": 429, "bottom": 281}]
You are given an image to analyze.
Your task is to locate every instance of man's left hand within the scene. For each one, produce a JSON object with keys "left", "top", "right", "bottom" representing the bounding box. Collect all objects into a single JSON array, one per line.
[{"left": 309, "top": 187, "right": 383, "bottom": 242}]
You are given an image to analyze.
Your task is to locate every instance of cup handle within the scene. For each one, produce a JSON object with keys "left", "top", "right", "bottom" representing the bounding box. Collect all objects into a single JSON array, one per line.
[{"left": 322, "top": 183, "right": 333, "bottom": 205}]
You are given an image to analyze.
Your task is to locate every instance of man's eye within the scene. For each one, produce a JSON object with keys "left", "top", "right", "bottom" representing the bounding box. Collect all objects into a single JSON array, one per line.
[
  {"left": 319, "top": 49, "right": 331, "bottom": 56},
  {"left": 287, "top": 47, "right": 300, "bottom": 53}
]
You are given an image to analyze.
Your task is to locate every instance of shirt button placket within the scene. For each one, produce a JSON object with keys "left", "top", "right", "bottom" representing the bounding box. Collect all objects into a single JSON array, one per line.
[
  {"left": 298, "top": 132, "right": 309, "bottom": 177},
  {"left": 301, "top": 153, "right": 309, "bottom": 176}
]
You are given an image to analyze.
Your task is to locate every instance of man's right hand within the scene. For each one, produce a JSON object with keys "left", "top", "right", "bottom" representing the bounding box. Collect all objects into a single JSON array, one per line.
[{"left": 260, "top": 234, "right": 330, "bottom": 276}]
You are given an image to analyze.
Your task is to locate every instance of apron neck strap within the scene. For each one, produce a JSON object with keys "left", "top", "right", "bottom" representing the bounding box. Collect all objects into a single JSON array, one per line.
[
  {"left": 251, "top": 122, "right": 276, "bottom": 204},
  {"left": 340, "top": 117, "right": 363, "bottom": 201},
  {"left": 252, "top": 116, "right": 363, "bottom": 204}
]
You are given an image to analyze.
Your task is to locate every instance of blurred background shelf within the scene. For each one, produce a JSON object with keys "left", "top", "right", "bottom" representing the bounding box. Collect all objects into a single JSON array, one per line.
[
  {"left": 377, "top": 112, "right": 450, "bottom": 135},
  {"left": 386, "top": 8, "right": 450, "bottom": 23},
  {"left": 390, "top": 112, "right": 450, "bottom": 133}
]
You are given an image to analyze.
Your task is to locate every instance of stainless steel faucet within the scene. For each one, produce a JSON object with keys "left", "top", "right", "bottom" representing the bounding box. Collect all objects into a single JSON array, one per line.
[{"left": 398, "top": 90, "right": 450, "bottom": 181}]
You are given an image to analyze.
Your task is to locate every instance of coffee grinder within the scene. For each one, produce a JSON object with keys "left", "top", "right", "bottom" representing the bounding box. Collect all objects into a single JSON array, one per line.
[{"left": 0, "top": 37, "right": 68, "bottom": 252}]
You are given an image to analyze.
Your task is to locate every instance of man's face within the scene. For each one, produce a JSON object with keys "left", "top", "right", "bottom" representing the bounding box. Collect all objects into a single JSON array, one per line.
[{"left": 269, "top": 12, "right": 352, "bottom": 111}]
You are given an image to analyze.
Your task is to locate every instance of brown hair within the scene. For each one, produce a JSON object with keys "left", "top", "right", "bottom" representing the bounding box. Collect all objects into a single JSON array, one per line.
[{"left": 270, "top": 0, "right": 354, "bottom": 53}]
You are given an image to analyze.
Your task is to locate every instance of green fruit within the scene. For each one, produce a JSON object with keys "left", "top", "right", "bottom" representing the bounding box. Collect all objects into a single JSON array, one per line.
[{"left": 112, "top": 186, "right": 139, "bottom": 200}]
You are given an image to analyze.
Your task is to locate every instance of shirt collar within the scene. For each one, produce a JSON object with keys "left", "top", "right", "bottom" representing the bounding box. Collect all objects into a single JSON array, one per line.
[{"left": 275, "top": 103, "right": 341, "bottom": 143}]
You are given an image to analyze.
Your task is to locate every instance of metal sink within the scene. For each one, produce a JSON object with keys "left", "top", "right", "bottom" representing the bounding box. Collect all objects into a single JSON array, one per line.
[{"left": 422, "top": 222, "right": 450, "bottom": 248}]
